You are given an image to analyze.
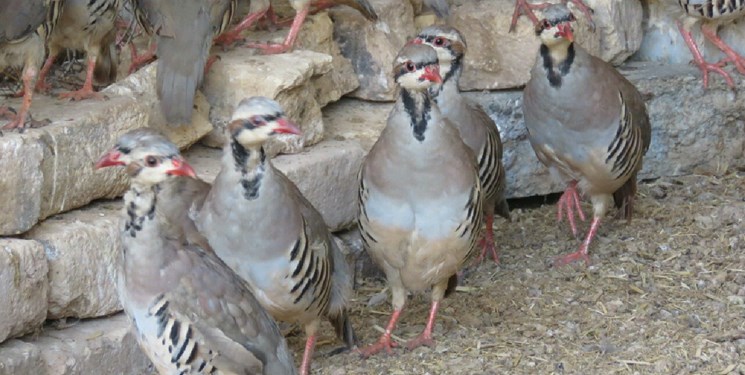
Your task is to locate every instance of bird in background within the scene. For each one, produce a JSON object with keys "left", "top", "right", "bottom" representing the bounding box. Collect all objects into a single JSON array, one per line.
[
  {"left": 522, "top": 4, "right": 651, "bottom": 266},
  {"left": 510, "top": 0, "right": 595, "bottom": 32},
  {"left": 412, "top": 25, "right": 511, "bottom": 265}
]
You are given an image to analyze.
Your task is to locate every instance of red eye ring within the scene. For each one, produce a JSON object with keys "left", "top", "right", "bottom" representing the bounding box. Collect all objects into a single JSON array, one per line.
[
  {"left": 434, "top": 37, "right": 445, "bottom": 46},
  {"left": 405, "top": 61, "right": 416, "bottom": 72}
]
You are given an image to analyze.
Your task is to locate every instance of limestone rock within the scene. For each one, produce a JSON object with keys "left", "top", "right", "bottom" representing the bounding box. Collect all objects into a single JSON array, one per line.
[
  {"left": 330, "top": 0, "right": 416, "bottom": 101},
  {"left": 186, "top": 139, "right": 366, "bottom": 231},
  {"left": 201, "top": 13, "right": 359, "bottom": 154},
  {"left": 443, "top": 0, "right": 643, "bottom": 91},
  {"left": 0, "top": 239, "right": 48, "bottom": 344},
  {"left": 31, "top": 314, "right": 150, "bottom": 375},
  {"left": 24, "top": 202, "right": 122, "bottom": 320},
  {"left": 0, "top": 65, "right": 212, "bottom": 236},
  {"left": 0, "top": 340, "right": 44, "bottom": 375}
]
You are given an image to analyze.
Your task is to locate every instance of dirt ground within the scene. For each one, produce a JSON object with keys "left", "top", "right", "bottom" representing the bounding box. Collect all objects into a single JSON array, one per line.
[{"left": 285, "top": 171, "right": 745, "bottom": 375}]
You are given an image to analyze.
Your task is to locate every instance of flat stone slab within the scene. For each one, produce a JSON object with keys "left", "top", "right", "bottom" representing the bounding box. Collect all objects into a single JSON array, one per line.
[
  {"left": 323, "top": 62, "right": 745, "bottom": 199},
  {"left": 0, "top": 314, "right": 150, "bottom": 375},
  {"left": 0, "top": 65, "right": 213, "bottom": 236}
]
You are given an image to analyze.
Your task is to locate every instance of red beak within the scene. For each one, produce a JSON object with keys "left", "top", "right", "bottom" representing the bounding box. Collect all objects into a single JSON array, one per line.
[
  {"left": 94, "top": 149, "right": 124, "bottom": 169},
  {"left": 421, "top": 65, "right": 443, "bottom": 84},
  {"left": 557, "top": 23, "right": 574, "bottom": 42},
  {"left": 167, "top": 157, "right": 197, "bottom": 178},
  {"left": 274, "top": 118, "right": 302, "bottom": 135}
]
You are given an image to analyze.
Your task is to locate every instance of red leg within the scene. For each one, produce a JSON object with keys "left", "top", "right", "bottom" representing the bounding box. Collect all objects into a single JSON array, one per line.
[
  {"left": 475, "top": 214, "right": 499, "bottom": 265},
  {"left": 676, "top": 21, "right": 735, "bottom": 89},
  {"left": 700, "top": 26, "right": 745, "bottom": 76},
  {"left": 557, "top": 181, "right": 586, "bottom": 237},
  {"left": 358, "top": 308, "right": 401, "bottom": 358},
  {"left": 35, "top": 54, "right": 57, "bottom": 93},
  {"left": 299, "top": 334, "right": 316, "bottom": 375},
  {"left": 128, "top": 42, "right": 157, "bottom": 74},
  {"left": 2, "top": 65, "right": 37, "bottom": 130},
  {"left": 246, "top": 4, "right": 310, "bottom": 54},
  {"left": 405, "top": 301, "right": 440, "bottom": 350},
  {"left": 214, "top": 8, "right": 270, "bottom": 48},
  {"left": 58, "top": 57, "right": 104, "bottom": 101},
  {"left": 204, "top": 55, "right": 220, "bottom": 76},
  {"left": 554, "top": 216, "right": 601, "bottom": 267}
]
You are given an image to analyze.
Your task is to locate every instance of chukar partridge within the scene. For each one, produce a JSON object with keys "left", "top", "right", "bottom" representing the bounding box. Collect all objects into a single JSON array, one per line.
[
  {"left": 35, "top": 0, "right": 121, "bottom": 101},
  {"left": 0, "top": 0, "right": 60, "bottom": 129},
  {"left": 357, "top": 44, "right": 483, "bottom": 356},
  {"left": 510, "top": 0, "right": 595, "bottom": 32},
  {"left": 413, "top": 25, "right": 510, "bottom": 265},
  {"left": 196, "top": 97, "right": 356, "bottom": 375},
  {"left": 95, "top": 130, "right": 298, "bottom": 375},
  {"left": 523, "top": 4, "right": 651, "bottom": 266},
  {"left": 243, "top": 0, "right": 378, "bottom": 54},
  {"left": 96, "top": 128, "right": 212, "bottom": 250},
  {"left": 669, "top": 0, "right": 745, "bottom": 88},
  {"left": 129, "top": 0, "right": 237, "bottom": 124}
]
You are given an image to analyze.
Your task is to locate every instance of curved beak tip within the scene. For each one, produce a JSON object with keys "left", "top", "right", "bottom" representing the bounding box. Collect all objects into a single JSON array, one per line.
[
  {"left": 94, "top": 151, "right": 124, "bottom": 169},
  {"left": 276, "top": 119, "right": 302, "bottom": 135},
  {"left": 167, "top": 161, "right": 197, "bottom": 178}
]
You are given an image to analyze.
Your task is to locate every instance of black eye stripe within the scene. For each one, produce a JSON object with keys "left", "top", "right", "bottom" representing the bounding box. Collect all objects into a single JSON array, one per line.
[{"left": 119, "top": 146, "right": 132, "bottom": 154}]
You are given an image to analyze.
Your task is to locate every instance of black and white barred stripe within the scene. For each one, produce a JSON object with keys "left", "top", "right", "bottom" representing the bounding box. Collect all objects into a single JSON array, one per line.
[
  {"left": 678, "top": 0, "right": 745, "bottom": 19},
  {"left": 605, "top": 91, "right": 646, "bottom": 182}
]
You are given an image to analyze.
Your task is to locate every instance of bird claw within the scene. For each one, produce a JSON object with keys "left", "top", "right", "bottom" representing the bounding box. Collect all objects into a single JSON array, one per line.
[
  {"left": 214, "top": 30, "right": 246, "bottom": 50},
  {"left": 557, "top": 183, "right": 585, "bottom": 237},
  {"left": 357, "top": 336, "right": 397, "bottom": 358},
  {"left": 553, "top": 246, "right": 590, "bottom": 267},
  {"left": 473, "top": 236, "right": 500, "bottom": 266},
  {"left": 245, "top": 41, "right": 292, "bottom": 55},
  {"left": 405, "top": 333, "right": 435, "bottom": 351},
  {"left": 58, "top": 87, "right": 105, "bottom": 101}
]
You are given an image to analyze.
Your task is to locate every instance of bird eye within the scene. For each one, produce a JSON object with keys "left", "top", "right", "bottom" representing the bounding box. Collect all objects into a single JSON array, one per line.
[
  {"left": 250, "top": 115, "right": 266, "bottom": 126},
  {"left": 434, "top": 37, "right": 445, "bottom": 46},
  {"left": 405, "top": 61, "right": 416, "bottom": 72},
  {"left": 145, "top": 156, "right": 159, "bottom": 167},
  {"left": 542, "top": 19, "right": 551, "bottom": 29}
]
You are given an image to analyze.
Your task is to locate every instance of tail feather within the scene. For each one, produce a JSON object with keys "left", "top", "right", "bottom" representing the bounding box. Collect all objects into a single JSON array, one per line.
[
  {"left": 327, "top": 235, "right": 357, "bottom": 347},
  {"left": 613, "top": 172, "right": 638, "bottom": 222},
  {"left": 328, "top": 309, "right": 358, "bottom": 348},
  {"left": 155, "top": 3, "right": 211, "bottom": 125}
]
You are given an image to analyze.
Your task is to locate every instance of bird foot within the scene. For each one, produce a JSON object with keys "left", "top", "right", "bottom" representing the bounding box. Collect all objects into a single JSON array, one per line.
[
  {"left": 553, "top": 247, "right": 590, "bottom": 267},
  {"left": 1, "top": 108, "right": 49, "bottom": 130},
  {"left": 34, "top": 80, "right": 52, "bottom": 94},
  {"left": 245, "top": 41, "right": 292, "bottom": 55},
  {"left": 214, "top": 30, "right": 247, "bottom": 49},
  {"left": 358, "top": 335, "right": 397, "bottom": 358},
  {"left": 128, "top": 45, "right": 157, "bottom": 74},
  {"left": 474, "top": 237, "right": 500, "bottom": 266},
  {"left": 406, "top": 332, "right": 435, "bottom": 351},
  {"left": 557, "top": 183, "right": 586, "bottom": 237},
  {"left": 58, "top": 86, "right": 104, "bottom": 101}
]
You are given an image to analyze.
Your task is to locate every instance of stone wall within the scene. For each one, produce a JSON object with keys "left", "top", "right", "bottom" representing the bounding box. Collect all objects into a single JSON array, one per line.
[{"left": 0, "top": 0, "right": 744, "bottom": 373}]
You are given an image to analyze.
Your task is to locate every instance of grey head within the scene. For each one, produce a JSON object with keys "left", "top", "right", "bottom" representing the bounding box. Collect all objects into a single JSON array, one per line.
[
  {"left": 227, "top": 96, "right": 302, "bottom": 147},
  {"left": 392, "top": 44, "right": 444, "bottom": 91}
]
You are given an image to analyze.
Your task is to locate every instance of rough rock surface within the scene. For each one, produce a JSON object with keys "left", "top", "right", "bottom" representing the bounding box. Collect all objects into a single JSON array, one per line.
[
  {"left": 0, "top": 240, "right": 48, "bottom": 344},
  {"left": 0, "top": 314, "right": 151, "bottom": 375},
  {"left": 186, "top": 139, "right": 366, "bottom": 231},
  {"left": 330, "top": 0, "right": 416, "bottom": 101},
  {"left": 323, "top": 62, "right": 745, "bottom": 199},
  {"left": 24, "top": 202, "right": 122, "bottom": 320},
  {"left": 0, "top": 65, "right": 212, "bottom": 236},
  {"left": 201, "top": 13, "right": 359, "bottom": 154}
]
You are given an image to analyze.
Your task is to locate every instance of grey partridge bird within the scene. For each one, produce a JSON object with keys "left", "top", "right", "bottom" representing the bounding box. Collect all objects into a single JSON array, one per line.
[
  {"left": 96, "top": 128, "right": 212, "bottom": 250},
  {"left": 413, "top": 25, "right": 510, "bottom": 265},
  {"left": 357, "top": 44, "right": 483, "bottom": 357},
  {"left": 196, "top": 97, "right": 356, "bottom": 375},
  {"left": 36, "top": 0, "right": 121, "bottom": 101},
  {"left": 522, "top": 4, "right": 651, "bottom": 266},
  {"left": 510, "top": 0, "right": 595, "bottom": 32},
  {"left": 669, "top": 0, "right": 745, "bottom": 89},
  {"left": 95, "top": 130, "right": 298, "bottom": 375},
  {"left": 0, "top": 0, "right": 60, "bottom": 129},
  {"left": 129, "top": 0, "right": 237, "bottom": 124},
  {"left": 243, "top": 0, "right": 378, "bottom": 54}
]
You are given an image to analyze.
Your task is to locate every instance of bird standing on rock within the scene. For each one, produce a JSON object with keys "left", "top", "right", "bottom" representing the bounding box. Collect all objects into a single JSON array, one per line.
[
  {"left": 95, "top": 130, "right": 298, "bottom": 375},
  {"left": 36, "top": 0, "right": 121, "bottom": 101},
  {"left": 129, "top": 0, "right": 237, "bottom": 124},
  {"left": 413, "top": 25, "right": 510, "bottom": 265},
  {"left": 357, "top": 44, "right": 483, "bottom": 357},
  {"left": 196, "top": 97, "right": 357, "bottom": 375},
  {"left": 0, "top": 0, "right": 60, "bottom": 129},
  {"left": 522, "top": 4, "right": 651, "bottom": 266},
  {"left": 668, "top": 0, "right": 745, "bottom": 89}
]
